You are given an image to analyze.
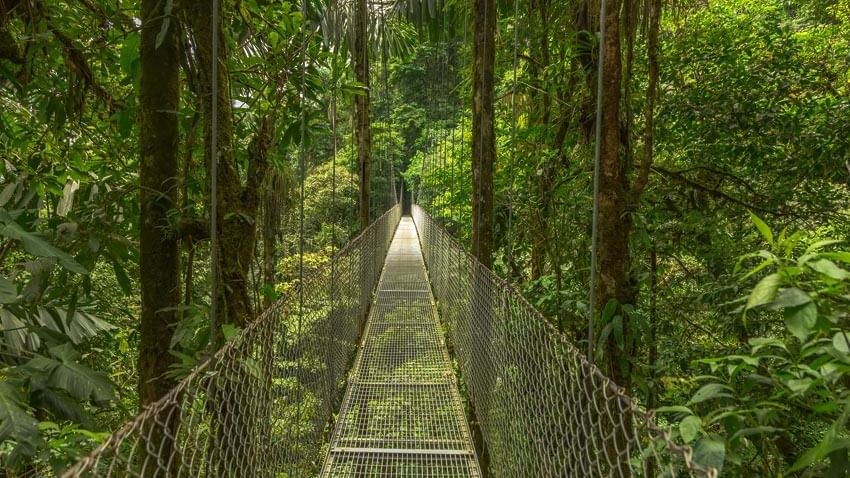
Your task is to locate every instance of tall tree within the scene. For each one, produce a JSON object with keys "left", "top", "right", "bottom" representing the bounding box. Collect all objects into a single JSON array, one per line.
[
  {"left": 354, "top": 0, "right": 371, "bottom": 230},
  {"left": 528, "top": 0, "right": 553, "bottom": 280},
  {"left": 138, "top": 0, "right": 181, "bottom": 408},
  {"left": 472, "top": 0, "right": 496, "bottom": 269},
  {"left": 185, "top": 0, "right": 271, "bottom": 335},
  {"left": 595, "top": 0, "right": 661, "bottom": 390},
  {"left": 595, "top": 0, "right": 633, "bottom": 386}
]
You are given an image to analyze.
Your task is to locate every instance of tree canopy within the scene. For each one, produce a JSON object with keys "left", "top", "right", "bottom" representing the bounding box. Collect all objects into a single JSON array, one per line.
[{"left": 1, "top": 0, "right": 849, "bottom": 475}]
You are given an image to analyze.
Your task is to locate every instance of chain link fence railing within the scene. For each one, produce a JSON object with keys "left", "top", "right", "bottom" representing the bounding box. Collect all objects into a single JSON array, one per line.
[
  {"left": 62, "top": 206, "right": 401, "bottom": 478},
  {"left": 412, "top": 205, "right": 717, "bottom": 478}
]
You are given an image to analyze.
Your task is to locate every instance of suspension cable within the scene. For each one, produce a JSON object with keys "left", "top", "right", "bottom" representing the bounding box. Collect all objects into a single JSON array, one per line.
[
  {"left": 507, "top": 0, "right": 519, "bottom": 275},
  {"left": 331, "top": 54, "right": 338, "bottom": 266},
  {"left": 298, "top": 0, "right": 308, "bottom": 334},
  {"left": 210, "top": 0, "right": 220, "bottom": 335},
  {"left": 459, "top": 8, "right": 468, "bottom": 247},
  {"left": 589, "top": 0, "right": 608, "bottom": 363}
]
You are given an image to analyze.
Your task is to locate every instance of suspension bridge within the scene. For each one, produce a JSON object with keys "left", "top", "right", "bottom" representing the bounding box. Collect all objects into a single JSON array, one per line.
[
  {"left": 53, "top": 0, "right": 718, "bottom": 475},
  {"left": 62, "top": 204, "right": 715, "bottom": 477}
]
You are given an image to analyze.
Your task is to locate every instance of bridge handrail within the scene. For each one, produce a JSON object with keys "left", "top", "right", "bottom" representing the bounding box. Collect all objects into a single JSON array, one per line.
[
  {"left": 63, "top": 205, "right": 402, "bottom": 477},
  {"left": 413, "top": 204, "right": 717, "bottom": 478}
]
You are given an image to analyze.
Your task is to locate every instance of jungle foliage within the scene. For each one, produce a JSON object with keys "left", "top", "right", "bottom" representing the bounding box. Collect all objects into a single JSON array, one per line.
[{"left": 0, "top": 0, "right": 849, "bottom": 476}]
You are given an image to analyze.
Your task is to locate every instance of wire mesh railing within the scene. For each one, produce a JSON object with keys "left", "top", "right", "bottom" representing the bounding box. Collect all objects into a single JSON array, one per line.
[
  {"left": 320, "top": 218, "right": 480, "bottom": 477},
  {"left": 62, "top": 206, "right": 401, "bottom": 478},
  {"left": 412, "top": 205, "right": 717, "bottom": 478}
]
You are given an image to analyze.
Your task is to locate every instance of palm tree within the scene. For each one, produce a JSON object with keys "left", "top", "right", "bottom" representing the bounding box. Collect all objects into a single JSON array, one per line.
[{"left": 317, "top": 0, "right": 449, "bottom": 228}]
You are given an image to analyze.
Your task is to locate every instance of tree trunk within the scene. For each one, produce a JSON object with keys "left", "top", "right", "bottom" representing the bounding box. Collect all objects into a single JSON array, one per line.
[
  {"left": 186, "top": 1, "right": 269, "bottom": 334},
  {"left": 262, "top": 171, "right": 284, "bottom": 309},
  {"left": 470, "top": 0, "right": 497, "bottom": 472},
  {"left": 354, "top": 0, "right": 370, "bottom": 230},
  {"left": 472, "top": 0, "right": 496, "bottom": 270},
  {"left": 185, "top": 3, "right": 271, "bottom": 475},
  {"left": 138, "top": 0, "right": 181, "bottom": 473},
  {"left": 529, "top": 0, "right": 552, "bottom": 281},
  {"left": 139, "top": 0, "right": 180, "bottom": 409},
  {"left": 596, "top": 0, "right": 633, "bottom": 387},
  {"left": 594, "top": 2, "right": 635, "bottom": 470}
]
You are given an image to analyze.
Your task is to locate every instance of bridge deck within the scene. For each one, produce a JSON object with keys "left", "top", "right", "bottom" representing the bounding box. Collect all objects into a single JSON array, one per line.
[{"left": 321, "top": 217, "right": 481, "bottom": 477}]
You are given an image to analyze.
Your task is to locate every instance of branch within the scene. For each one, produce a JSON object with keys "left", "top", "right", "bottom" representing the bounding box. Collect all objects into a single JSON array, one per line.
[
  {"left": 243, "top": 115, "right": 272, "bottom": 211},
  {"left": 41, "top": 10, "right": 121, "bottom": 112},
  {"left": 176, "top": 217, "right": 210, "bottom": 243},
  {"left": 651, "top": 165, "right": 794, "bottom": 217}
]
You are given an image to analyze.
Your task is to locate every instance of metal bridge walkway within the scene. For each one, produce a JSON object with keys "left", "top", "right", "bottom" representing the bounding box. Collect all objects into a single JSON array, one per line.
[{"left": 320, "top": 217, "right": 481, "bottom": 477}]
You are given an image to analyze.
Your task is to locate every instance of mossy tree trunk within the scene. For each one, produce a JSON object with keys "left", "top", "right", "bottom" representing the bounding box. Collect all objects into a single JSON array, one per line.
[
  {"left": 185, "top": 2, "right": 271, "bottom": 474},
  {"left": 596, "top": 0, "right": 634, "bottom": 388},
  {"left": 138, "top": 0, "right": 181, "bottom": 473},
  {"left": 528, "top": 0, "right": 552, "bottom": 281},
  {"left": 138, "top": 0, "right": 180, "bottom": 409},
  {"left": 354, "top": 0, "right": 371, "bottom": 230},
  {"left": 185, "top": 0, "right": 270, "bottom": 334},
  {"left": 472, "top": 0, "right": 495, "bottom": 271}
]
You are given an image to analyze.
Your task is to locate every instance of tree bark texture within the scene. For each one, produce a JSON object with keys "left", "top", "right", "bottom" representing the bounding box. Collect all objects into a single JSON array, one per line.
[
  {"left": 529, "top": 0, "right": 552, "bottom": 281},
  {"left": 354, "top": 0, "right": 371, "bottom": 230},
  {"left": 185, "top": 3, "right": 271, "bottom": 475},
  {"left": 472, "top": 0, "right": 496, "bottom": 270},
  {"left": 186, "top": 0, "right": 270, "bottom": 333},
  {"left": 138, "top": 0, "right": 181, "bottom": 473},
  {"left": 596, "top": 0, "right": 634, "bottom": 388},
  {"left": 139, "top": 0, "right": 180, "bottom": 409}
]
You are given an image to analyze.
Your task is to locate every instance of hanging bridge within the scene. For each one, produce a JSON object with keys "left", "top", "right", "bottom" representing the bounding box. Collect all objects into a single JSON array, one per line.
[
  {"left": 54, "top": 8, "right": 713, "bottom": 472},
  {"left": 63, "top": 205, "right": 715, "bottom": 478}
]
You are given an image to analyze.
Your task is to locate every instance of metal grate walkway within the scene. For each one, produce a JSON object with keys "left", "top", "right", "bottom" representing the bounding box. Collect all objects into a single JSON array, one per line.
[{"left": 321, "top": 217, "right": 481, "bottom": 477}]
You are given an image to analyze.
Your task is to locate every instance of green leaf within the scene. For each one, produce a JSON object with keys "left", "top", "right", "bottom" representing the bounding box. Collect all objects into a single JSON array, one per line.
[
  {"left": 749, "top": 336, "right": 788, "bottom": 353},
  {"left": 600, "top": 299, "right": 618, "bottom": 322},
  {"left": 688, "top": 383, "right": 733, "bottom": 405},
  {"left": 822, "top": 252, "right": 850, "bottom": 264},
  {"left": 771, "top": 287, "right": 811, "bottom": 309},
  {"left": 809, "top": 259, "right": 850, "bottom": 280},
  {"left": 111, "top": 261, "right": 132, "bottom": 295},
  {"left": 789, "top": 422, "right": 850, "bottom": 472},
  {"left": 680, "top": 415, "right": 702, "bottom": 443},
  {"left": 693, "top": 437, "right": 725, "bottom": 474},
  {"left": 655, "top": 405, "right": 694, "bottom": 414},
  {"left": 51, "top": 361, "right": 114, "bottom": 404},
  {"left": 0, "top": 182, "right": 16, "bottom": 206},
  {"left": 222, "top": 323, "right": 240, "bottom": 341},
  {"left": 806, "top": 240, "right": 843, "bottom": 254},
  {"left": 0, "top": 382, "right": 39, "bottom": 445},
  {"left": 0, "top": 275, "right": 16, "bottom": 304},
  {"left": 155, "top": 0, "right": 174, "bottom": 49},
  {"left": 25, "top": 347, "right": 114, "bottom": 404},
  {"left": 48, "top": 342, "right": 80, "bottom": 362},
  {"left": 120, "top": 32, "right": 140, "bottom": 74},
  {"left": 786, "top": 378, "right": 813, "bottom": 394},
  {"left": 0, "top": 221, "right": 87, "bottom": 274},
  {"left": 832, "top": 331, "right": 850, "bottom": 354},
  {"left": 785, "top": 302, "right": 817, "bottom": 342},
  {"left": 34, "top": 308, "right": 113, "bottom": 344},
  {"left": 750, "top": 212, "right": 773, "bottom": 245},
  {"left": 31, "top": 388, "right": 89, "bottom": 424},
  {"left": 746, "top": 273, "right": 781, "bottom": 310}
]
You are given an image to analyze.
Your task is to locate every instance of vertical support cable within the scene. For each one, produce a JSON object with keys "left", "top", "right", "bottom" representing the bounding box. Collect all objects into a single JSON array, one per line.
[
  {"left": 298, "top": 0, "right": 308, "bottom": 331},
  {"left": 210, "top": 0, "right": 219, "bottom": 332},
  {"left": 459, "top": 9, "right": 468, "bottom": 250},
  {"left": 506, "top": 0, "right": 519, "bottom": 274},
  {"left": 331, "top": 56, "right": 338, "bottom": 273},
  {"left": 589, "top": 0, "right": 608, "bottom": 363}
]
